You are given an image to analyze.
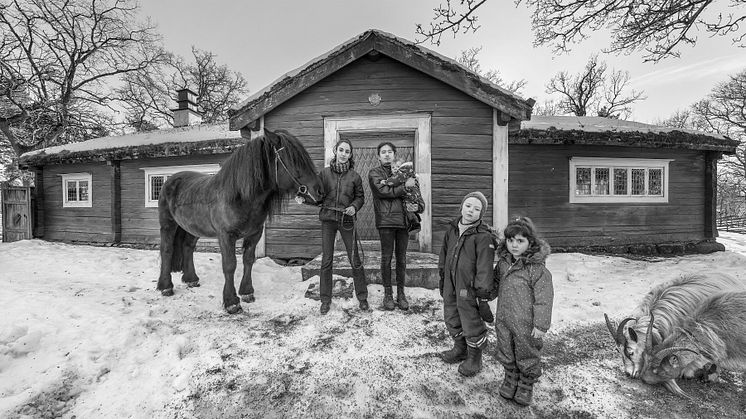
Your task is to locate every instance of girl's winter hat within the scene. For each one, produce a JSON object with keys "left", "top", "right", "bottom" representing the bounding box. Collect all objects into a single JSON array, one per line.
[{"left": 461, "top": 191, "right": 488, "bottom": 219}]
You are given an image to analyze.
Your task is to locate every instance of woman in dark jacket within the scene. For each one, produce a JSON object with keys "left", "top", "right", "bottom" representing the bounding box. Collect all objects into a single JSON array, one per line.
[
  {"left": 438, "top": 191, "right": 498, "bottom": 377},
  {"left": 368, "top": 142, "right": 423, "bottom": 311},
  {"left": 318, "top": 139, "right": 368, "bottom": 315}
]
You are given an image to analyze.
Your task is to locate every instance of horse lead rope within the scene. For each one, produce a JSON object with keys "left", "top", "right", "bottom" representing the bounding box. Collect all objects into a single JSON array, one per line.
[
  {"left": 316, "top": 204, "right": 365, "bottom": 270},
  {"left": 274, "top": 145, "right": 309, "bottom": 198}
]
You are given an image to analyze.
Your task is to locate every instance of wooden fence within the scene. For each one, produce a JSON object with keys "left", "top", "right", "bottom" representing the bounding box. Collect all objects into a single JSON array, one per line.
[{"left": 717, "top": 215, "right": 746, "bottom": 234}]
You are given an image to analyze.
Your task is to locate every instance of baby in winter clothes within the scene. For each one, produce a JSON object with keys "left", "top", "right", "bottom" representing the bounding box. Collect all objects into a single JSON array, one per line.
[
  {"left": 379, "top": 159, "right": 424, "bottom": 232},
  {"left": 493, "top": 216, "right": 554, "bottom": 406}
]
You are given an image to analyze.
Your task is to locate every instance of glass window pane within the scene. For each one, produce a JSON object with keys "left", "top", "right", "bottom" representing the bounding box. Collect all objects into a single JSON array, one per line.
[
  {"left": 613, "top": 168, "right": 627, "bottom": 195},
  {"left": 649, "top": 168, "right": 663, "bottom": 195},
  {"left": 151, "top": 175, "right": 165, "bottom": 201},
  {"left": 78, "top": 181, "right": 89, "bottom": 201},
  {"left": 594, "top": 168, "right": 609, "bottom": 195},
  {"left": 67, "top": 181, "right": 78, "bottom": 202},
  {"left": 576, "top": 168, "right": 591, "bottom": 195},
  {"left": 631, "top": 169, "right": 645, "bottom": 195}
]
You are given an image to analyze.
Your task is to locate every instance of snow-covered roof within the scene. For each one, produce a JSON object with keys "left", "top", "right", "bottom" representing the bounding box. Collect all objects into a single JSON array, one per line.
[
  {"left": 522, "top": 116, "right": 727, "bottom": 139},
  {"left": 516, "top": 116, "right": 738, "bottom": 153},
  {"left": 18, "top": 123, "right": 245, "bottom": 166},
  {"left": 228, "top": 29, "right": 534, "bottom": 130}
]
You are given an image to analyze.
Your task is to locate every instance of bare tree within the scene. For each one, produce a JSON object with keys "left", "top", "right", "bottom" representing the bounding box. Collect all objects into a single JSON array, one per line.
[
  {"left": 117, "top": 47, "right": 249, "bottom": 130},
  {"left": 657, "top": 109, "right": 693, "bottom": 129},
  {"left": 457, "top": 47, "right": 527, "bottom": 94},
  {"left": 416, "top": 0, "right": 746, "bottom": 62},
  {"left": 531, "top": 99, "right": 561, "bottom": 116},
  {"left": 545, "top": 55, "right": 645, "bottom": 118},
  {"left": 691, "top": 69, "right": 746, "bottom": 212},
  {"left": 0, "top": 0, "right": 166, "bottom": 158}
]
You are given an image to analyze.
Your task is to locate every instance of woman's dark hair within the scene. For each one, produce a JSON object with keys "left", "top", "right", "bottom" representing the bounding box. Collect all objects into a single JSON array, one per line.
[
  {"left": 376, "top": 141, "right": 397, "bottom": 155},
  {"left": 503, "top": 216, "right": 542, "bottom": 255},
  {"left": 332, "top": 138, "right": 355, "bottom": 168}
]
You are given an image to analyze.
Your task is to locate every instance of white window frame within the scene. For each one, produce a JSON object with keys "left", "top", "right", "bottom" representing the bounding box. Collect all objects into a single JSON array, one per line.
[
  {"left": 569, "top": 157, "right": 672, "bottom": 203},
  {"left": 61, "top": 173, "right": 93, "bottom": 208},
  {"left": 141, "top": 164, "right": 220, "bottom": 207}
]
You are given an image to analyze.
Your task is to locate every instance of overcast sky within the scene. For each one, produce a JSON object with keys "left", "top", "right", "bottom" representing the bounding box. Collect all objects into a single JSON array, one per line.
[{"left": 139, "top": 1, "right": 746, "bottom": 124}]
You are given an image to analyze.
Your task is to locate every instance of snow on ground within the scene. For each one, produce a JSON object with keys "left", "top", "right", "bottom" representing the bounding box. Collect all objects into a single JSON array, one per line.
[{"left": 0, "top": 234, "right": 745, "bottom": 418}]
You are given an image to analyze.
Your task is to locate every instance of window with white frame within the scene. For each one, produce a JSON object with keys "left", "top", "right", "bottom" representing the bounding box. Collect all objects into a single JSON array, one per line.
[
  {"left": 142, "top": 164, "right": 220, "bottom": 207},
  {"left": 61, "top": 173, "right": 93, "bottom": 208},
  {"left": 569, "top": 157, "right": 672, "bottom": 203}
]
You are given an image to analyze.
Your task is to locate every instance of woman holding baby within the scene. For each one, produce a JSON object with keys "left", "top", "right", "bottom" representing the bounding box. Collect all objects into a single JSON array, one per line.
[{"left": 368, "top": 142, "right": 424, "bottom": 311}]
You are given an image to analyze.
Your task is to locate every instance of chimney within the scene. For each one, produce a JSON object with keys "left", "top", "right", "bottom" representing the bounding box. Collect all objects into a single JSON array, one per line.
[{"left": 171, "top": 88, "right": 202, "bottom": 127}]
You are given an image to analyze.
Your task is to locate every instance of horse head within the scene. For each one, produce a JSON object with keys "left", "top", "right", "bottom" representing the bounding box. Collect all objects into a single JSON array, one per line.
[{"left": 265, "top": 129, "right": 324, "bottom": 204}]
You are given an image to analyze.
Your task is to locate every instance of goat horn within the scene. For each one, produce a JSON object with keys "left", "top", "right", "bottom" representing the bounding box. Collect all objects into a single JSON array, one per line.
[
  {"left": 604, "top": 314, "right": 635, "bottom": 347},
  {"left": 617, "top": 317, "right": 635, "bottom": 341},
  {"left": 654, "top": 346, "right": 700, "bottom": 359},
  {"left": 663, "top": 379, "right": 692, "bottom": 400},
  {"left": 645, "top": 313, "right": 655, "bottom": 353}
]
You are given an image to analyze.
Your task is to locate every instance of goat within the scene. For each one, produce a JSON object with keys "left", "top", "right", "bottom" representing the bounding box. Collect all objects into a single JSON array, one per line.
[
  {"left": 604, "top": 272, "right": 743, "bottom": 378},
  {"left": 639, "top": 291, "right": 746, "bottom": 398}
]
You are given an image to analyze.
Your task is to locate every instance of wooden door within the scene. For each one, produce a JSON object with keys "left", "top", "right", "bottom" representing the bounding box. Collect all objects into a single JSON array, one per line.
[
  {"left": 340, "top": 131, "right": 416, "bottom": 247},
  {"left": 1, "top": 186, "right": 32, "bottom": 242}
]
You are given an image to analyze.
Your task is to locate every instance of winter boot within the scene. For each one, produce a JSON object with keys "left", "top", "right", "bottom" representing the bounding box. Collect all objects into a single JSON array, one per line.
[
  {"left": 359, "top": 299, "right": 370, "bottom": 311},
  {"left": 382, "top": 288, "right": 395, "bottom": 311},
  {"left": 514, "top": 374, "right": 538, "bottom": 406},
  {"left": 440, "top": 337, "right": 467, "bottom": 364},
  {"left": 458, "top": 341, "right": 486, "bottom": 377},
  {"left": 498, "top": 367, "right": 519, "bottom": 399},
  {"left": 396, "top": 289, "right": 409, "bottom": 310},
  {"left": 320, "top": 301, "right": 331, "bottom": 315}
]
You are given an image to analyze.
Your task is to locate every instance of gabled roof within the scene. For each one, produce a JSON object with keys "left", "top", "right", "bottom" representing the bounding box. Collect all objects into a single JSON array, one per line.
[
  {"left": 515, "top": 116, "right": 738, "bottom": 153},
  {"left": 228, "top": 29, "right": 534, "bottom": 131}
]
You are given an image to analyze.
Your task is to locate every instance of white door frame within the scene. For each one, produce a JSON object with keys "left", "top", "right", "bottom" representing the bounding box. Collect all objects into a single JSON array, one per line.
[
  {"left": 493, "top": 110, "right": 509, "bottom": 231},
  {"left": 324, "top": 114, "right": 432, "bottom": 252}
]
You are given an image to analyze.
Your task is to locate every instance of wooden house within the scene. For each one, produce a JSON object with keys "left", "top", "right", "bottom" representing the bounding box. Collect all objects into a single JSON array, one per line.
[{"left": 18, "top": 30, "right": 738, "bottom": 258}]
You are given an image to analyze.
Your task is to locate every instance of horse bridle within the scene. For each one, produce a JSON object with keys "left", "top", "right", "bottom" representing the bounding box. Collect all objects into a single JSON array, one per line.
[{"left": 273, "top": 145, "right": 310, "bottom": 197}]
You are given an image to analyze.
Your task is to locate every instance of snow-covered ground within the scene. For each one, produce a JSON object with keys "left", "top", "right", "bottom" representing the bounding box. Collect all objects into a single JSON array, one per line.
[{"left": 1, "top": 233, "right": 745, "bottom": 418}]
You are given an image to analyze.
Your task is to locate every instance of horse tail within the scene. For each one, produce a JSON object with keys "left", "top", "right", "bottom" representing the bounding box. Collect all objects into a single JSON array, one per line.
[{"left": 171, "top": 226, "right": 187, "bottom": 272}]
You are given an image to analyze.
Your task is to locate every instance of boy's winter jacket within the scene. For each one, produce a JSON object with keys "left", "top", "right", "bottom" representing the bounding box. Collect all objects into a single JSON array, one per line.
[
  {"left": 494, "top": 239, "right": 554, "bottom": 333},
  {"left": 318, "top": 166, "right": 364, "bottom": 223},
  {"left": 438, "top": 218, "right": 498, "bottom": 300}
]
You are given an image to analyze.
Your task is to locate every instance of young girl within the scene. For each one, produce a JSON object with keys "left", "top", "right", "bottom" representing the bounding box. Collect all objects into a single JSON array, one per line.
[
  {"left": 493, "top": 216, "right": 554, "bottom": 406},
  {"left": 438, "top": 191, "right": 498, "bottom": 377}
]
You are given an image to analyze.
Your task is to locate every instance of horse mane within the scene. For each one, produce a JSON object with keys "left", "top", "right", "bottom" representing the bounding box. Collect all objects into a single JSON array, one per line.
[{"left": 212, "top": 129, "right": 316, "bottom": 219}]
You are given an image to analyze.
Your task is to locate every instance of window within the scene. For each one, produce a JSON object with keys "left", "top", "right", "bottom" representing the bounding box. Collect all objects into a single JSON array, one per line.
[
  {"left": 569, "top": 157, "right": 672, "bottom": 203},
  {"left": 142, "top": 164, "right": 220, "bottom": 207},
  {"left": 61, "top": 173, "right": 92, "bottom": 208}
]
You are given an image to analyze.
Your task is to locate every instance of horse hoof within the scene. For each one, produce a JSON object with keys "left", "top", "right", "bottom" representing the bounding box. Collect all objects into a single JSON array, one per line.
[
  {"left": 241, "top": 294, "right": 255, "bottom": 303},
  {"left": 225, "top": 304, "right": 243, "bottom": 314},
  {"left": 186, "top": 281, "right": 200, "bottom": 288},
  {"left": 161, "top": 288, "right": 174, "bottom": 297}
]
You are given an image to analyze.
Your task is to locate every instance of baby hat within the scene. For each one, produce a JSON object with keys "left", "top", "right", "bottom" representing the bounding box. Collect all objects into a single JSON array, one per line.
[{"left": 461, "top": 191, "right": 488, "bottom": 219}]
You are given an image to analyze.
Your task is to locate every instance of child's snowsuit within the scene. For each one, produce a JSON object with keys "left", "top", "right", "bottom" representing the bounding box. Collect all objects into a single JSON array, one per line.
[
  {"left": 493, "top": 239, "right": 553, "bottom": 379},
  {"left": 438, "top": 218, "right": 497, "bottom": 348},
  {"left": 380, "top": 162, "right": 424, "bottom": 232}
]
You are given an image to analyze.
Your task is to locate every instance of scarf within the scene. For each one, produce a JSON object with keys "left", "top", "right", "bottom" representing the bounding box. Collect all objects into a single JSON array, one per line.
[{"left": 330, "top": 159, "right": 350, "bottom": 174}]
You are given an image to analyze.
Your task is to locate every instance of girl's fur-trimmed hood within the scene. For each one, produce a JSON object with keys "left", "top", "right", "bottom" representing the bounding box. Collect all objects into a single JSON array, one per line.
[{"left": 498, "top": 238, "right": 551, "bottom": 265}]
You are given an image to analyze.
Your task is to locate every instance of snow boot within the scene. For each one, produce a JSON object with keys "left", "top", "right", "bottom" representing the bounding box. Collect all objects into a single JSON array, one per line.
[
  {"left": 498, "top": 367, "right": 519, "bottom": 399},
  {"left": 458, "top": 341, "right": 485, "bottom": 377},
  {"left": 382, "top": 288, "right": 395, "bottom": 311},
  {"left": 320, "top": 301, "right": 331, "bottom": 315},
  {"left": 359, "top": 299, "right": 369, "bottom": 311},
  {"left": 440, "top": 337, "right": 467, "bottom": 364},
  {"left": 396, "top": 289, "right": 409, "bottom": 310},
  {"left": 514, "top": 374, "right": 538, "bottom": 406}
]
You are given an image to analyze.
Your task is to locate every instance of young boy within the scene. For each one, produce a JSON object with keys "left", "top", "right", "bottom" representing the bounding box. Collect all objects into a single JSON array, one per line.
[
  {"left": 493, "top": 216, "right": 554, "bottom": 406},
  {"left": 379, "top": 159, "right": 424, "bottom": 232}
]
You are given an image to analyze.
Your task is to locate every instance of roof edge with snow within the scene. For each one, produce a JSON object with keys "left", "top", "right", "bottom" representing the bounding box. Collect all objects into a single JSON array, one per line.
[
  {"left": 515, "top": 116, "right": 738, "bottom": 153},
  {"left": 227, "top": 29, "right": 535, "bottom": 131}
]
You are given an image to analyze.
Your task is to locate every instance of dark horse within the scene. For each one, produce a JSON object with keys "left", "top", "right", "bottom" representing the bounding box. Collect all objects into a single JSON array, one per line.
[{"left": 156, "top": 129, "right": 323, "bottom": 314}]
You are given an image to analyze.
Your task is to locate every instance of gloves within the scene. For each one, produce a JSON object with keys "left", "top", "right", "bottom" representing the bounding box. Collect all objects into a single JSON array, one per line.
[
  {"left": 478, "top": 299, "right": 494, "bottom": 323},
  {"left": 438, "top": 269, "right": 444, "bottom": 297}
]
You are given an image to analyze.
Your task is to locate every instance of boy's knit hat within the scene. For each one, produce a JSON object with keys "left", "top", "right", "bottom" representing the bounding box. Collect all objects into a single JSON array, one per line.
[{"left": 461, "top": 191, "right": 488, "bottom": 219}]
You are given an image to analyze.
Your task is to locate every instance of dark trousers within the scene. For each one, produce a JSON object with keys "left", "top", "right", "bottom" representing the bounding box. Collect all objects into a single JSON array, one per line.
[
  {"left": 494, "top": 320, "right": 543, "bottom": 378},
  {"left": 320, "top": 220, "right": 367, "bottom": 303},
  {"left": 443, "top": 271, "right": 488, "bottom": 347},
  {"left": 378, "top": 227, "right": 409, "bottom": 290}
]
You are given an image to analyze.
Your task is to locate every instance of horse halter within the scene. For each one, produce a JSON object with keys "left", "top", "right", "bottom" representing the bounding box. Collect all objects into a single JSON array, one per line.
[{"left": 273, "top": 145, "right": 309, "bottom": 196}]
